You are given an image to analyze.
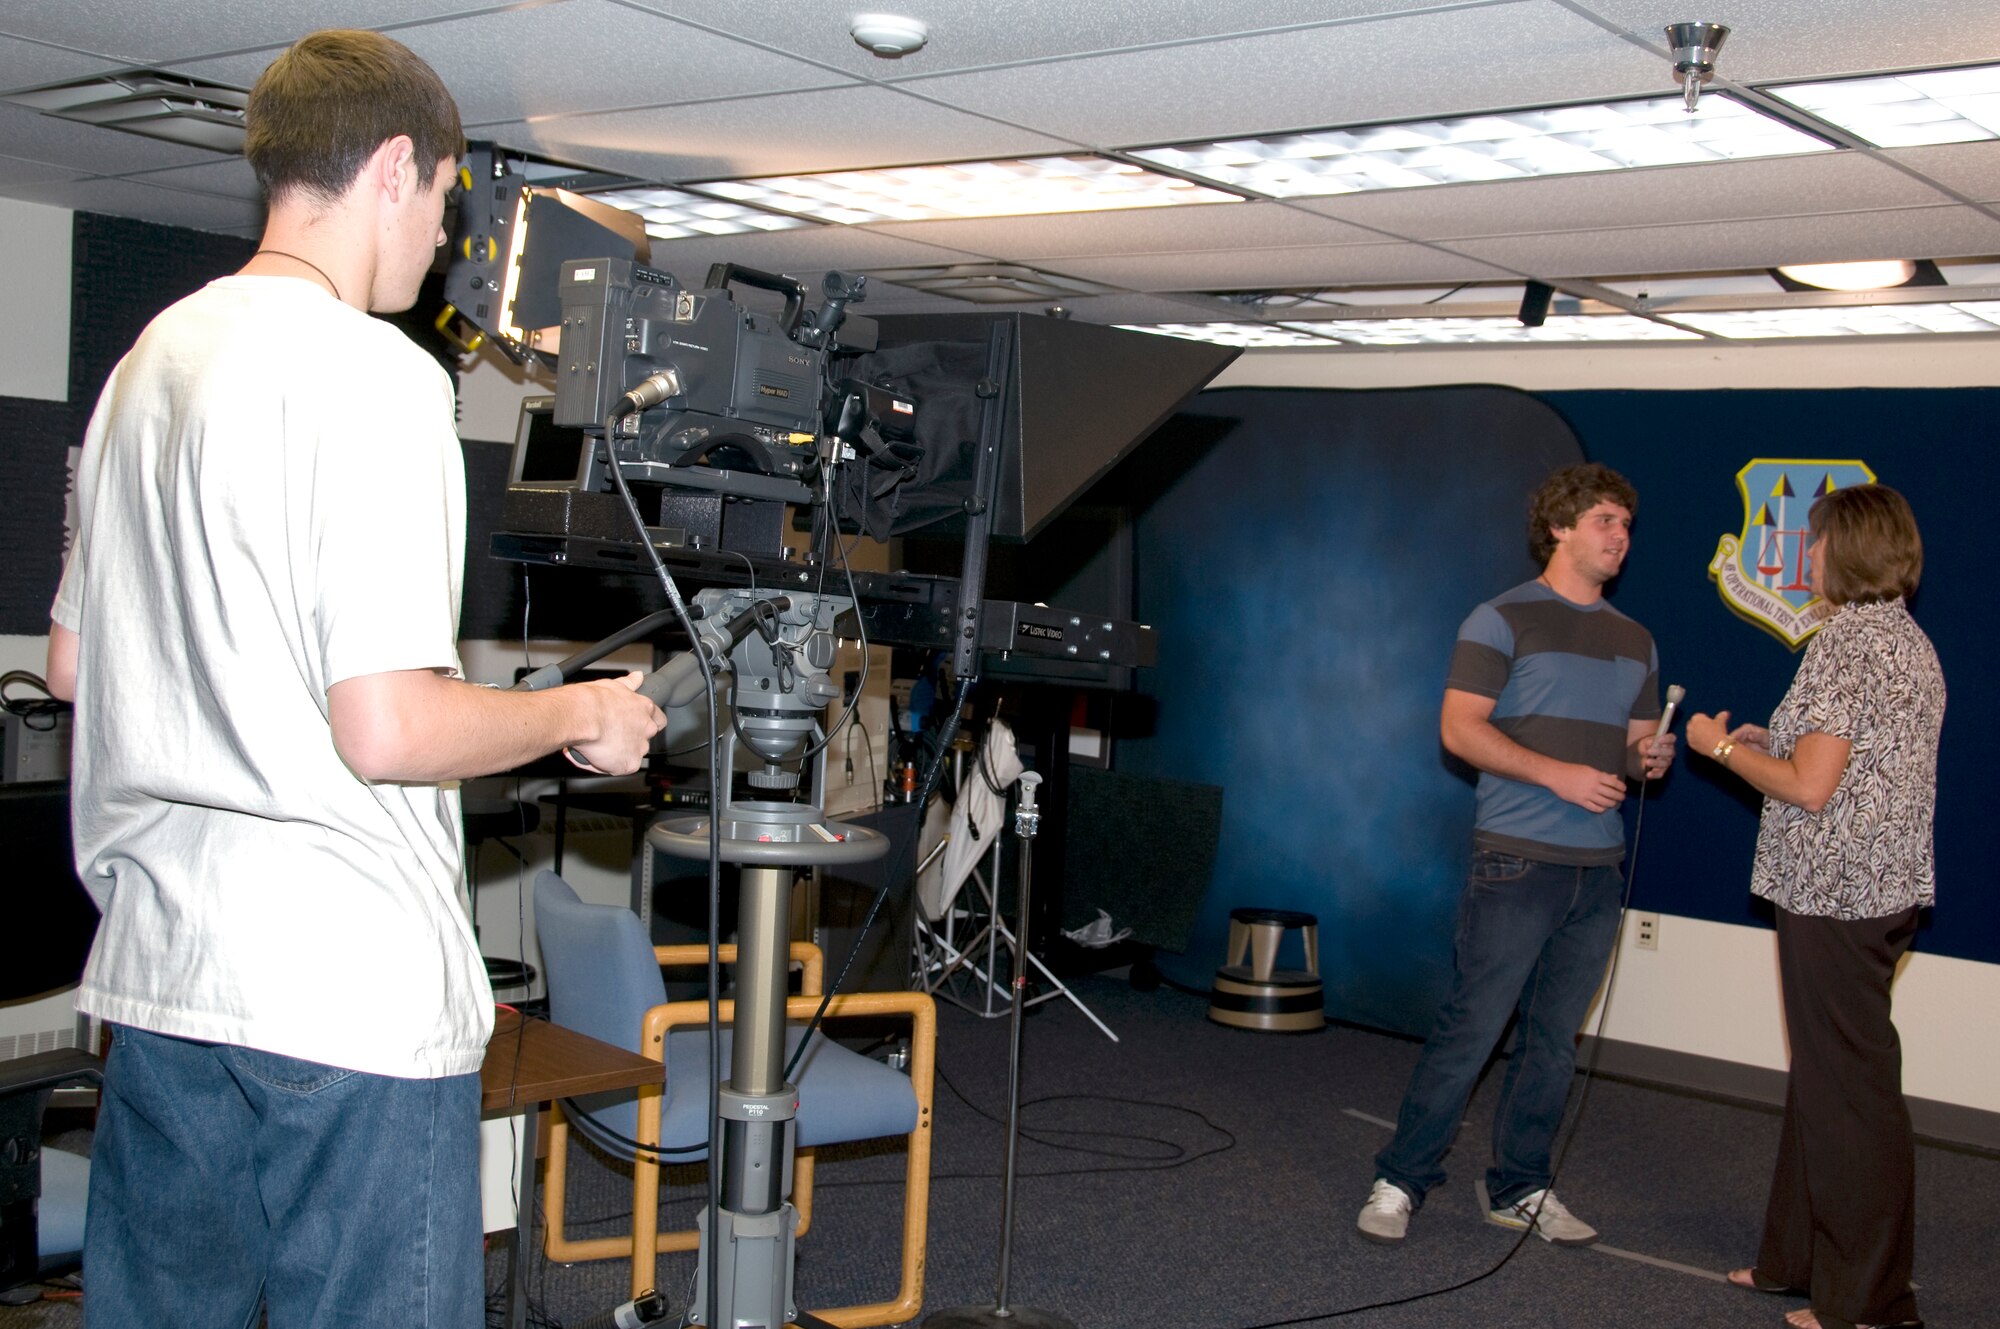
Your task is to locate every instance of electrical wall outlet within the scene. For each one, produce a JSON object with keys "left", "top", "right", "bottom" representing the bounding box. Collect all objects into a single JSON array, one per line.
[{"left": 1634, "top": 912, "right": 1660, "bottom": 951}]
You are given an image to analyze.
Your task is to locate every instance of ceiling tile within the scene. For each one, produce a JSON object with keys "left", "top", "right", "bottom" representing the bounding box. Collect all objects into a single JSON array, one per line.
[
  {"left": 1575, "top": 0, "right": 2000, "bottom": 84},
  {"left": 0, "top": 149, "right": 85, "bottom": 190},
  {"left": 0, "top": 0, "right": 530, "bottom": 65},
  {"left": 488, "top": 85, "right": 1074, "bottom": 182},
  {"left": 860, "top": 201, "right": 1384, "bottom": 260},
  {"left": 176, "top": 1, "right": 855, "bottom": 125},
  {"left": 0, "top": 100, "right": 228, "bottom": 176},
  {"left": 1297, "top": 153, "right": 1953, "bottom": 240},
  {"left": 4, "top": 175, "right": 264, "bottom": 231},
  {"left": 126, "top": 155, "right": 261, "bottom": 200},
  {"left": 0, "top": 32, "right": 126, "bottom": 92},
  {"left": 1445, "top": 205, "right": 2000, "bottom": 276},
  {"left": 1882, "top": 142, "right": 2000, "bottom": 204},
  {"left": 633, "top": 0, "right": 1486, "bottom": 78},
  {"left": 893, "top": 5, "right": 1673, "bottom": 151},
  {"left": 1047, "top": 243, "right": 1515, "bottom": 291}
]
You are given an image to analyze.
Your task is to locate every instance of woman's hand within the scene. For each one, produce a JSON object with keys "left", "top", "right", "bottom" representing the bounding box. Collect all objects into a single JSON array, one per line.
[
  {"left": 1729, "top": 722, "right": 1771, "bottom": 754},
  {"left": 1687, "top": 709, "right": 1731, "bottom": 760}
]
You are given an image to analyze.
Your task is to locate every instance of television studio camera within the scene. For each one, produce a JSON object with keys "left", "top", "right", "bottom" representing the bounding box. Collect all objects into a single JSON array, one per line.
[{"left": 441, "top": 147, "right": 1236, "bottom": 1329}]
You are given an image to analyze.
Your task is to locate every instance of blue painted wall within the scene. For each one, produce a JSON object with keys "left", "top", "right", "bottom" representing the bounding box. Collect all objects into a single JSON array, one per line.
[{"left": 1119, "top": 384, "right": 1997, "bottom": 1036}]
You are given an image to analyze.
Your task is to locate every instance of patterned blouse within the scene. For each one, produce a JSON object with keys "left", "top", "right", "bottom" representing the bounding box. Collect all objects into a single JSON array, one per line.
[{"left": 1751, "top": 598, "right": 1945, "bottom": 919}]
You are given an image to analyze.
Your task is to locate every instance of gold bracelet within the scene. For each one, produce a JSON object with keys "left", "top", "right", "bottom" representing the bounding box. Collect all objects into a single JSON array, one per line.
[{"left": 1713, "top": 740, "right": 1736, "bottom": 765}]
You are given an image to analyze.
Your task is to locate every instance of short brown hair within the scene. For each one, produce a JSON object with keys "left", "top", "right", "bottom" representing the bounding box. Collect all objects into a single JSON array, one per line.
[
  {"left": 1528, "top": 463, "right": 1638, "bottom": 566},
  {"left": 1809, "top": 482, "right": 1922, "bottom": 606},
  {"left": 245, "top": 30, "right": 463, "bottom": 205}
]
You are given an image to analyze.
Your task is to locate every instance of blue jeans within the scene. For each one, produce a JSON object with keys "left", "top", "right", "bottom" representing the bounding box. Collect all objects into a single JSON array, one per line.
[
  {"left": 83, "top": 1025, "right": 481, "bottom": 1329},
  {"left": 1374, "top": 851, "right": 1623, "bottom": 1209}
]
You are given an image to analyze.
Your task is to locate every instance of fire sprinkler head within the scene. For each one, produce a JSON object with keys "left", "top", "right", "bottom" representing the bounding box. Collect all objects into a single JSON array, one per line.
[{"left": 1665, "top": 21, "right": 1731, "bottom": 112}]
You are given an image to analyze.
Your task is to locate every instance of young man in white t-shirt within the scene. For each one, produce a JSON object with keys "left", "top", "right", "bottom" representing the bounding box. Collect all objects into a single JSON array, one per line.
[{"left": 46, "top": 29, "right": 665, "bottom": 1327}]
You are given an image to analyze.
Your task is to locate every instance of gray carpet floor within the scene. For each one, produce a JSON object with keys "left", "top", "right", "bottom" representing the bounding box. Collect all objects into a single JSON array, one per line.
[
  {"left": 8, "top": 972, "right": 1996, "bottom": 1327},
  {"left": 504, "top": 972, "right": 1999, "bottom": 1329}
]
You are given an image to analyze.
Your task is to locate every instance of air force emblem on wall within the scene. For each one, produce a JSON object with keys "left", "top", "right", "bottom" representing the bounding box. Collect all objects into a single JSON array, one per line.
[{"left": 1708, "top": 459, "right": 1876, "bottom": 649}]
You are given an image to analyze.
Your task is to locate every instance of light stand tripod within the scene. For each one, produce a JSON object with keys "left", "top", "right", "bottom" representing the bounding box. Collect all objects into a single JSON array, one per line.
[{"left": 925, "top": 771, "right": 1077, "bottom": 1329}]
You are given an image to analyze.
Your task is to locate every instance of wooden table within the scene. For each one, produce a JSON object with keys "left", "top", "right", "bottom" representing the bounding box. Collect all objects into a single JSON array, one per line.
[{"left": 481, "top": 1010, "right": 658, "bottom": 1329}]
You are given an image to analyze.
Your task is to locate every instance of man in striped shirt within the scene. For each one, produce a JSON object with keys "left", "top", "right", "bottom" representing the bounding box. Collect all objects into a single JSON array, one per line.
[{"left": 1358, "top": 463, "right": 1674, "bottom": 1248}]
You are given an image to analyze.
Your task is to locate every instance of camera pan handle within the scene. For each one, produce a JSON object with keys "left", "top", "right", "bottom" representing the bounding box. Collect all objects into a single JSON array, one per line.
[{"left": 702, "top": 262, "right": 808, "bottom": 337}]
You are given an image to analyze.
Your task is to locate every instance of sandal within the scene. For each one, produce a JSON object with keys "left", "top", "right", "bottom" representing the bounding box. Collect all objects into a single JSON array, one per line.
[
  {"left": 1729, "top": 1268, "right": 1805, "bottom": 1296},
  {"left": 1784, "top": 1309, "right": 1925, "bottom": 1329}
]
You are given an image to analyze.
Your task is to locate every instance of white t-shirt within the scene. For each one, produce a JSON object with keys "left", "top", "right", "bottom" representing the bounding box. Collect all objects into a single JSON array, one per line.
[{"left": 52, "top": 275, "right": 493, "bottom": 1079}]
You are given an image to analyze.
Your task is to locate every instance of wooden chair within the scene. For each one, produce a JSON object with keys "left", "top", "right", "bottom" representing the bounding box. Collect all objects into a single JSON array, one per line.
[{"left": 533, "top": 871, "right": 934, "bottom": 1326}]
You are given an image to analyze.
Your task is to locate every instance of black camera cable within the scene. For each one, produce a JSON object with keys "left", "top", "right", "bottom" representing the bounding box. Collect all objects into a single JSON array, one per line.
[{"left": 1222, "top": 732, "right": 1670, "bottom": 1329}]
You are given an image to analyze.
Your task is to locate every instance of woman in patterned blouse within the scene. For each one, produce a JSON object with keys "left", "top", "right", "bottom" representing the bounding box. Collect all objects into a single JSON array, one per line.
[{"left": 1687, "top": 482, "right": 1943, "bottom": 1329}]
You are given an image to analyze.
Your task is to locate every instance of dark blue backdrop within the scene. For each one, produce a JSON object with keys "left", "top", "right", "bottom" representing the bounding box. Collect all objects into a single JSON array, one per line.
[
  {"left": 1117, "top": 384, "right": 1997, "bottom": 1036},
  {"left": 1546, "top": 388, "right": 1997, "bottom": 964}
]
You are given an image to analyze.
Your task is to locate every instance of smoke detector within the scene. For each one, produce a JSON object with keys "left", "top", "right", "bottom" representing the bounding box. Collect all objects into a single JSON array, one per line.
[{"left": 851, "top": 14, "right": 929, "bottom": 57}]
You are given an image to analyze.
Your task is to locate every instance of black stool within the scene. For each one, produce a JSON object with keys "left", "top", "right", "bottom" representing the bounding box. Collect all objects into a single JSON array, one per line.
[{"left": 1208, "top": 907, "right": 1323, "bottom": 1032}]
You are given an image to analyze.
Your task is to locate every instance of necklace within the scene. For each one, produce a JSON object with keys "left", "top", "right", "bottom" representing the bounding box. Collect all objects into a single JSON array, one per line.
[{"left": 253, "top": 249, "right": 343, "bottom": 303}]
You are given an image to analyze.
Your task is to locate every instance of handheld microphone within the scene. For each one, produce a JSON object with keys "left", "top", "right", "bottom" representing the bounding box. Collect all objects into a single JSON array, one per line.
[{"left": 1655, "top": 683, "right": 1684, "bottom": 740}]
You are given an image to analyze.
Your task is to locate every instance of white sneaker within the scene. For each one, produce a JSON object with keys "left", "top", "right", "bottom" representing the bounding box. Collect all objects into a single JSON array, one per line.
[
  {"left": 1357, "top": 1179, "right": 1412, "bottom": 1244},
  {"left": 1485, "top": 1187, "right": 1598, "bottom": 1246}
]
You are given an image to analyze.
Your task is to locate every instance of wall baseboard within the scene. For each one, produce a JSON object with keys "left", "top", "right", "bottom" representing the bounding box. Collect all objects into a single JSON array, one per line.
[{"left": 1580, "top": 1034, "right": 2000, "bottom": 1154}]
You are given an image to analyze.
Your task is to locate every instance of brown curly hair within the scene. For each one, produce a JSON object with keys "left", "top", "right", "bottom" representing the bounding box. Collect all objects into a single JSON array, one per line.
[{"left": 1528, "top": 463, "right": 1638, "bottom": 566}]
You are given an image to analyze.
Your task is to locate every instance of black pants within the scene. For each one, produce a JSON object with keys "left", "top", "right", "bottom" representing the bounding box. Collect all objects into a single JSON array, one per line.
[{"left": 1758, "top": 906, "right": 1921, "bottom": 1327}]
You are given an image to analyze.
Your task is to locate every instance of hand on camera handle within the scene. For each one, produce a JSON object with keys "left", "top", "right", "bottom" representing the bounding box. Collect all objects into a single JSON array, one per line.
[{"left": 565, "top": 672, "right": 667, "bottom": 776}]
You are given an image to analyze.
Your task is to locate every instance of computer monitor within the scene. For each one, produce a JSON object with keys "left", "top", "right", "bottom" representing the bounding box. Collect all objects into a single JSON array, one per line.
[{"left": 507, "top": 394, "right": 591, "bottom": 488}]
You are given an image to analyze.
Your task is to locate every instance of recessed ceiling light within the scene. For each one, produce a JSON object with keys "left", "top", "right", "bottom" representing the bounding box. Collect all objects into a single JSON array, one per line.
[
  {"left": 1128, "top": 95, "right": 1831, "bottom": 198},
  {"left": 1277, "top": 315, "right": 1701, "bottom": 344},
  {"left": 1766, "top": 62, "right": 2000, "bottom": 147},
  {"left": 1774, "top": 259, "right": 1920, "bottom": 291},
  {"left": 1116, "top": 323, "right": 1342, "bottom": 348},
  {"left": 582, "top": 185, "right": 816, "bottom": 239},
  {"left": 1663, "top": 304, "right": 2000, "bottom": 338},
  {"left": 694, "top": 157, "right": 1241, "bottom": 223}
]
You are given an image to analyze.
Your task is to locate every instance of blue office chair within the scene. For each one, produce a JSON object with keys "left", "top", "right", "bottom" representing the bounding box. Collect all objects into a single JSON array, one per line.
[
  {"left": 531, "top": 870, "right": 935, "bottom": 1325},
  {"left": 0, "top": 779, "right": 101, "bottom": 1304}
]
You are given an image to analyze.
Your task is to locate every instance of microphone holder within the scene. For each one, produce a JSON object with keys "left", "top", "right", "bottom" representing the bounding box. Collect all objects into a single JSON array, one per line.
[{"left": 924, "top": 771, "right": 1077, "bottom": 1329}]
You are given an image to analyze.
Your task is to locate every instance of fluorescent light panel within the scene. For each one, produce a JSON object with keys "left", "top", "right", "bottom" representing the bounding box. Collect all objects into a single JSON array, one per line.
[
  {"left": 584, "top": 185, "right": 815, "bottom": 239},
  {"left": 696, "top": 156, "right": 1240, "bottom": 223},
  {"left": 1664, "top": 303, "right": 2000, "bottom": 338},
  {"left": 1130, "top": 95, "right": 1830, "bottom": 198},
  {"left": 1116, "top": 323, "right": 1339, "bottom": 348},
  {"left": 1767, "top": 62, "right": 2000, "bottom": 147},
  {"left": 1117, "top": 316, "right": 1707, "bottom": 346},
  {"left": 1280, "top": 315, "right": 1701, "bottom": 344}
]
